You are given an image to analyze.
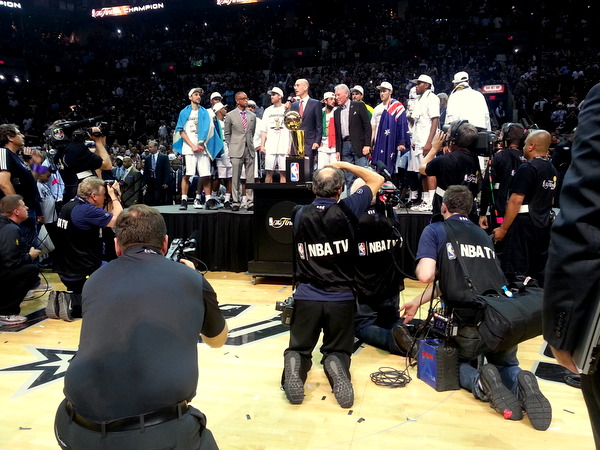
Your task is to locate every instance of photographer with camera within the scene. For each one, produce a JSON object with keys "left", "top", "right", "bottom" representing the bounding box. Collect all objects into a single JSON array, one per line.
[
  {"left": 47, "top": 120, "right": 112, "bottom": 204},
  {"left": 55, "top": 204, "right": 227, "bottom": 449},
  {"left": 479, "top": 123, "right": 525, "bottom": 231},
  {"left": 419, "top": 121, "right": 481, "bottom": 222},
  {"left": 51, "top": 177, "right": 122, "bottom": 319},
  {"left": 282, "top": 161, "right": 384, "bottom": 409},
  {"left": 400, "top": 185, "right": 552, "bottom": 430}
]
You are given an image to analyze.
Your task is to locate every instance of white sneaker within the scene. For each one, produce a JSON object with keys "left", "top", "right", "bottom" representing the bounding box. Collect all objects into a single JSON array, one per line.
[
  {"left": 193, "top": 199, "right": 204, "bottom": 209},
  {"left": 0, "top": 314, "right": 27, "bottom": 325},
  {"left": 410, "top": 201, "right": 432, "bottom": 212}
]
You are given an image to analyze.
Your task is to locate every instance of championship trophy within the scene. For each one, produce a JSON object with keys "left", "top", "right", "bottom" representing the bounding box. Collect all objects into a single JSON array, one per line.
[{"left": 284, "top": 110, "right": 310, "bottom": 183}]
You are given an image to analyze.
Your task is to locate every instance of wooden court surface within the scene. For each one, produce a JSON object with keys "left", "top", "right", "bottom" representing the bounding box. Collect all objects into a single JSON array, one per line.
[{"left": 0, "top": 271, "right": 594, "bottom": 449}]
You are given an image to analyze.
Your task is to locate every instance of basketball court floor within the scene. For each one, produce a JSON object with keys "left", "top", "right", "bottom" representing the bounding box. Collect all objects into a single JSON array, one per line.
[{"left": 0, "top": 271, "right": 594, "bottom": 449}]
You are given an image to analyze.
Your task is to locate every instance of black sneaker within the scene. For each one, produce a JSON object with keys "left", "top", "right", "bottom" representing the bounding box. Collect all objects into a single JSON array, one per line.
[
  {"left": 231, "top": 204, "right": 240, "bottom": 211},
  {"left": 283, "top": 352, "right": 304, "bottom": 405},
  {"left": 179, "top": 199, "right": 188, "bottom": 210},
  {"left": 518, "top": 370, "right": 552, "bottom": 430},
  {"left": 324, "top": 355, "right": 354, "bottom": 408},
  {"left": 223, "top": 201, "right": 231, "bottom": 210},
  {"left": 392, "top": 324, "right": 418, "bottom": 358},
  {"left": 205, "top": 198, "right": 220, "bottom": 210},
  {"left": 479, "top": 364, "right": 523, "bottom": 421}
]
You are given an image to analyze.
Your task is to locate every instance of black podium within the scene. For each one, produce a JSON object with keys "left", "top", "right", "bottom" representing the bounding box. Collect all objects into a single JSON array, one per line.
[{"left": 246, "top": 183, "right": 314, "bottom": 283}]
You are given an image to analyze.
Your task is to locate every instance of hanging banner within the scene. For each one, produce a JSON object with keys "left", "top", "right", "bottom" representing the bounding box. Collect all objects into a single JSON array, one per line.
[{"left": 91, "top": 3, "right": 165, "bottom": 18}]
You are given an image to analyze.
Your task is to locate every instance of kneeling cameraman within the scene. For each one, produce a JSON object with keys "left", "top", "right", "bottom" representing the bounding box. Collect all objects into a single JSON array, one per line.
[
  {"left": 400, "top": 185, "right": 551, "bottom": 430},
  {"left": 52, "top": 177, "right": 122, "bottom": 318}
]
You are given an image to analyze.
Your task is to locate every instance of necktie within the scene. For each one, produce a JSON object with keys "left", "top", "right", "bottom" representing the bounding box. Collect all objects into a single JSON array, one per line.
[
  {"left": 241, "top": 111, "right": 248, "bottom": 131},
  {"left": 299, "top": 100, "right": 304, "bottom": 117},
  {"left": 152, "top": 154, "right": 157, "bottom": 174}
]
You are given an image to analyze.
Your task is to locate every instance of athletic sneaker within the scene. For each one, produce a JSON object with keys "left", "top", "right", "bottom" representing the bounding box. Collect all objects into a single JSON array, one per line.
[
  {"left": 193, "top": 198, "right": 204, "bottom": 209},
  {"left": 392, "top": 324, "right": 418, "bottom": 358},
  {"left": 179, "top": 199, "right": 188, "bottom": 210},
  {"left": 518, "top": 370, "right": 552, "bottom": 430},
  {"left": 479, "top": 364, "right": 523, "bottom": 421},
  {"left": 46, "top": 291, "right": 61, "bottom": 319},
  {"left": 23, "top": 290, "right": 36, "bottom": 300},
  {"left": 0, "top": 315, "right": 27, "bottom": 325},
  {"left": 205, "top": 198, "right": 221, "bottom": 210},
  {"left": 283, "top": 352, "right": 304, "bottom": 404},
  {"left": 324, "top": 355, "right": 354, "bottom": 408},
  {"left": 223, "top": 201, "right": 232, "bottom": 210},
  {"left": 410, "top": 201, "right": 433, "bottom": 212}
]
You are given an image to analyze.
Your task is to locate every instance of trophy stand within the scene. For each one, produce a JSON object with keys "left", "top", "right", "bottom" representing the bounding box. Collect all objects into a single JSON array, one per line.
[{"left": 284, "top": 111, "right": 311, "bottom": 183}]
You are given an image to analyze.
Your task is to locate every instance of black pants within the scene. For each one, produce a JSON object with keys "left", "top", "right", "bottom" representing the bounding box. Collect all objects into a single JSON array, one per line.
[
  {"left": 54, "top": 398, "right": 219, "bottom": 450},
  {"left": 499, "top": 215, "right": 551, "bottom": 286},
  {"left": 582, "top": 371, "right": 600, "bottom": 448},
  {"left": 0, "top": 263, "right": 39, "bottom": 315},
  {"left": 283, "top": 299, "right": 355, "bottom": 385}
]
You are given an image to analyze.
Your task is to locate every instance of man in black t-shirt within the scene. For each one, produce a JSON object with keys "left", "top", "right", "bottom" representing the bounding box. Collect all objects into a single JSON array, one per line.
[
  {"left": 479, "top": 123, "right": 525, "bottom": 230},
  {"left": 419, "top": 120, "right": 481, "bottom": 221},
  {"left": 492, "top": 130, "right": 558, "bottom": 286},
  {"left": 54, "top": 204, "right": 227, "bottom": 450}
]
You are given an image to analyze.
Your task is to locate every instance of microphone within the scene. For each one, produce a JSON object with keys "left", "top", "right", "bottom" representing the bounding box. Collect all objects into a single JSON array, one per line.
[{"left": 375, "top": 160, "right": 392, "bottom": 182}]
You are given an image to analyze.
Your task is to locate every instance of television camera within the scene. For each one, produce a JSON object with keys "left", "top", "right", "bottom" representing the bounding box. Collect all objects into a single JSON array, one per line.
[{"left": 165, "top": 237, "right": 198, "bottom": 264}]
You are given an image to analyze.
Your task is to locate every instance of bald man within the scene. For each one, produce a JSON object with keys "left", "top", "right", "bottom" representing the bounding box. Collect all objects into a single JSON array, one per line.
[
  {"left": 492, "top": 130, "right": 558, "bottom": 286},
  {"left": 290, "top": 78, "right": 323, "bottom": 177}
]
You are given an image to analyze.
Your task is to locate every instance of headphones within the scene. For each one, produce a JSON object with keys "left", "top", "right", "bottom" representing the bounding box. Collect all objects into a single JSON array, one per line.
[
  {"left": 449, "top": 120, "right": 469, "bottom": 145},
  {"left": 501, "top": 122, "right": 524, "bottom": 147}
]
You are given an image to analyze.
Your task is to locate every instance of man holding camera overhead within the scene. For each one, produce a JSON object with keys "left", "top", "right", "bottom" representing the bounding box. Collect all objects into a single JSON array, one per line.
[
  {"left": 282, "top": 161, "right": 383, "bottom": 409},
  {"left": 419, "top": 121, "right": 481, "bottom": 222}
]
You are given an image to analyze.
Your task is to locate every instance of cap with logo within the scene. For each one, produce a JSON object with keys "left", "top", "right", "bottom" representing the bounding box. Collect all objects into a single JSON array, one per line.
[
  {"left": 323, "top": 92, "right": 335, "bottom": 100},
  {"left": 412, "top": 74, "right": 434, "bottom": 86},
  {"left": 210, "top": 92, "right": 222, "bottom": 101},
  {"left": 376, "top": 81, "right": 393, "bottom": 91},
  {"left": 188, "top": 87, "right": 204, "bottom": 97},
  {"left": 350, "top": 85, "right": 364, "bottom": 95},
  {"left": 268, "top": 87, "right": 284, "bottom": 97}
]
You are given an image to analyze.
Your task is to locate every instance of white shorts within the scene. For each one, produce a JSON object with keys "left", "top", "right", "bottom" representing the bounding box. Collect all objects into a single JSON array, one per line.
[
  {"left": 406, "top": 146, "right": 423, "bottom": 172},
  {"left": 317, "top": 147, "right": 337, "bottom": 169},
  {"left": 184, "top": 152, "right": 211, "bottom": 178},
  {"left": 265, "top": 154, "right": 286, "bottom": 171},
  {"left": 216, "top": 155, "right": 233, "bottom": 179}
]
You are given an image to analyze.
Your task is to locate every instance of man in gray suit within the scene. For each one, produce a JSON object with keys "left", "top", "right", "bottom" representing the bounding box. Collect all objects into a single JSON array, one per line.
[
  {"left": 120, "top": 156, "right": 142, "bottom": 207},
  {"left": 223, "top": 92, "right": 256, "bottom": 211}
]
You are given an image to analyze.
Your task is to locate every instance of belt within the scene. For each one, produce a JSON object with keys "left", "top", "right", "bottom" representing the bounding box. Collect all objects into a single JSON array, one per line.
[
  {"left": 66, "top": 401, "right": 189, "bottom": 433},
  {"left": 342, "top": 136, "right": 351, "bottom": 141}
]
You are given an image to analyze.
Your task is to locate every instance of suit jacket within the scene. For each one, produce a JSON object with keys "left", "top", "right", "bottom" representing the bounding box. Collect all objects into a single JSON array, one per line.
[
  {"left": 143, "top": 152, "right": 171, "bottom": 186},
  {"left": 543, "top": 82, "right": 600, "bottom": 352},
  {"left": 223, "top": 108, "right": 256, "bottom": 158},
  {"left": 290, "top": 97, "right": 323, "bottom": 156},
  {"left": 120, "top": 167, "right": 142, "bottom": 207},
  {"left": 334, "top": 100, "right": 372, "bottom": 157}
]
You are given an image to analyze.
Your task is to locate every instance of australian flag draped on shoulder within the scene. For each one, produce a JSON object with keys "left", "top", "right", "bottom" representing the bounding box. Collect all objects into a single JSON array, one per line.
[
  {"left": 372, "top": 98, "right": 410, "bottom": 174},
  {"left": 172, "top": 105, "right": 223, "bottom": 160}
]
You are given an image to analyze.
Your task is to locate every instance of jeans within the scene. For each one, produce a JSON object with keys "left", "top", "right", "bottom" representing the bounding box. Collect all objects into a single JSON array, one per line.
[
  {"left": 354, "top": 295, "right": 400, "bottom": 353},
  {"left": 340, "top": 141, "right": 368, "bottom": 192}
]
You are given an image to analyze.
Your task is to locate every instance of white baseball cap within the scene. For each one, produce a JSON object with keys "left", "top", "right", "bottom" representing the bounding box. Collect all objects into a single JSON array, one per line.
[
  {"left": 412, "top": 74, "right": 434, "bottom": 86},
  {"left": 210, "top": 92, "right": 222, "bottom": 100},
  {"left": 452, "top": 71, "right": 469, "bottom": 84},
  {"left": 212, "top": 102, "right": 226, "bottom": 112},
  {"left": 268, "top": 87, "right": 284, "bottom": 97},
  {"left": 376, "top": 81, "right": 393, "bottom": 91},
  {"left": 323, "top": 92, "right": 335, "bottom": 100},
  {"left": 351, "top": 85, "right": 364, "bottom": 95},
  {"left": 188, "top": 87, "right": 204, "bottom": 97}
]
